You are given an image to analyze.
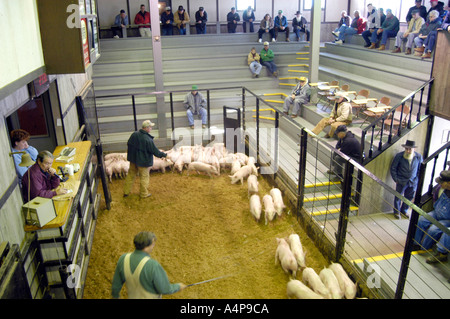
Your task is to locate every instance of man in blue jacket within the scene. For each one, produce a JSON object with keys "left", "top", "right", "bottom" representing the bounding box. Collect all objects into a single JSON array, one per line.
[
  {"left": 112, "top": 9, "right": 129, "bottom": 38},
  {"left": 390, "top": 140, "right": 423, "bottom": 219},
  {"left": 123, "top": 120, "right": 167, "bottom": 199},
  {"left": 274, "top": 10, "right": 290, "bottom": 42}
]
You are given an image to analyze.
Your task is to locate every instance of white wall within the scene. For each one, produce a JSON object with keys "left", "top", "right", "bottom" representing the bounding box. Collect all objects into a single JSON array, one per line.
[{"left": 0, "top": 0, "right": 44, "bottom": 90}]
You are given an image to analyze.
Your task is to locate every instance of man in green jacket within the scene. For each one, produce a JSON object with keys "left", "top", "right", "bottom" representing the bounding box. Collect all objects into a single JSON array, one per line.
[
  {"left": 123, "top": 120, "right": 167, "bottom": 199},
  {"left": 260, "top": 41, "right": 278, "bottom": 77},
  {"left": 112, "top": 231, "right": 187, "bottom": 299},
  {"left": 368, "top": 8, "right": 399, "bottom": 50}
]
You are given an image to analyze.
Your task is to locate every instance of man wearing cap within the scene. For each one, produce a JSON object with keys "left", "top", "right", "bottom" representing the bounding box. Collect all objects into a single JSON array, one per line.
[
  {"left": 311, "top": 93, "right": 353, "bottom": 138},
  {"left": 174, "top": 6, "right": 190, "bottom": 35},
  {"left": 112, "top": 231, "right": 187, "bottom": 298},
  {"left": 195, "top": 7, "right": 208, "bottom": 34},
  {"left": 405, "top": 0, "right": 427, "bottom": 22},
  {"left": 283, "top": 77, "right": 311, "bottom": 118},
  {"left": 134, "top": 4, "right": 151, "bottom": 37},
  {"left": 413, "top": 170, "right": 450, "bottom": 260},
  {"left": 260, "top": 41, "right": 278, "bottom": 77},
  {"left": 183, "top": 85, "right": 207, "bottom": 129},
  {"left": 390, "top": 140, "right": 423, "bottom": 218},
  {"left": 161, "top": 6, "right": 174, "bottom": 36},
  {"left": 391, "top": 9, "right": 424, "bottom": 54},
  {"left": 274, "top": 10, "right": 290, "bottom": 42},
  {"left": 327, "top": 125, "right": 362, "bottom": 181},
  {"left": 243, "top": 6, "right": 255, "bottom": 33},
  {"left": 293, "top": 11, "right": 310, "bottom": 41},
  {"left": 227, "top": 7, "right": 240, "bottom": 33},
  {"left": 123, "top": 120, "right": 167, "bottom": 199},
  {"left": 113, "top": 9, "right": 129, "bottom": 38}
]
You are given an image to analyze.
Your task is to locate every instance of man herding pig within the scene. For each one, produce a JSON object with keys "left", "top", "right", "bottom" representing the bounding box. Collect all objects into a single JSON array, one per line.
[{"left": 123, "top": 120, "right": 168, "bottom": 199}]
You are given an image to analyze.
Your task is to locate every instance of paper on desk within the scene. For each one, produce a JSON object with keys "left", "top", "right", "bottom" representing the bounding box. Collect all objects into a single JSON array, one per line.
[{"left": 52, "top": 180, "right": 80, "bottom": 201}]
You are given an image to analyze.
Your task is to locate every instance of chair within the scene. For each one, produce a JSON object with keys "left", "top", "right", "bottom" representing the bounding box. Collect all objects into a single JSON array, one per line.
[
  {"left": 360, "top": 96, "right": 391, "bottom": 126},
  {"left": 326, "top": 84, "right": 350, "bottom": 105},
  {"left": 317, "top": 80, "right": 339, "bottom": 105},
  {"left": 376, "top": 104, "right": 410, "bottom": 139},
  {"left": 350, "top": 89, "right": 371, "bottom": 117}
]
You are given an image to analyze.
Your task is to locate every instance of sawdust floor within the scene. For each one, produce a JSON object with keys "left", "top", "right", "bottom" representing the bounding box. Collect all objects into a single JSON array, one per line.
[{"left": 83, "top": 170, "right": 329, "bottom": 299}]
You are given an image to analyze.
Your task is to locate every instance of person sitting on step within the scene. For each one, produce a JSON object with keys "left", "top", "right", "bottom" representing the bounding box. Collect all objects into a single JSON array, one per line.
[
  {"left": 368, "top": 8, "right": 399, "bottom": 50},
  {"left": 183, "top": 85, "right": 207, "bottom": 129},
  {"left": 258, "top": 13, "right": 275, "bottom": 43},
  {"left": 334, "top": 10, "right": 366, "bottom": 44},
  {"left": 292, "top": 11, "right": 310, "bottom": 41},
  {"left": 274, "top": 10, "right": 290, "bottom": 42},
  {"left": 283, "top": 77, "right": 311, "bottom": 118},
  {"left": 391, "top": 9, "right": 425, "bottom": 54},
  {"left": 260, "top": 42, "right": 278, "bottom": 77},
  {"left": 362, "top": 5, "right": 386, "bottom": 47},
  {"left": 247, "top": 47, "right": 262, "bottom": 78},
  {"left": 311, "top": 93, "right": 353, "bottom": 138},
  {"left": 413, "top": 10, "right": 443, "bottom": 58}
]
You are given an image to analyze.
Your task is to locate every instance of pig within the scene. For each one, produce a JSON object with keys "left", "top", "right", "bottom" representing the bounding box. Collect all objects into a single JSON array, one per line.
[
  {"left": 270, "top": 188, "right": 286, "bottom": 216},
  {"left": 118, "top": 160, "right": 130, "bottom": 177},
  {"left": 286, "top": 280, "right": 325, "bottom": 299},
  {"left": 319, "top": 268, "right": 344, "bottom": 299},
  {"left": 249, "top": 194, "right": 262, "bottom": 222},
  {"left": 302, "top": 267, "right": 331, "bottom": 299},
  {"left": 235, "top": 152, "right": 249, "bottom": 165},
  {"left": 230, "top": 160, "right": 241, "bottom": 175},
  {"left": 263, "top": 194, "right": 276, "bottom": 225},
  {"left": 106, "top": 165, "right": 113, "bottom": 182},
  {"left": 187, "top": 161, "right": 219, "bottom": 177},
  {"left": 104, "top": 152, "right": 127, "bottom": 161},
  {"left": 275, "top": 238, "right": 298, "bottom": 278},
  {"left": 112, "top": 161, "right": 125, "bottom": 179},
  {"left": 287, "top": 234, "right": 306, "bottom": 269},
  {"left": 212, "top": 142, "right": 227, "bottom": 159},
  {"left": 150, "top": 157, "right": 173, "bottom": 173},
  {"left": 247, "top": 175, "right": 259, "bottom": 197},
  {"left": 229, "top": 165, "right": 253, "bottom": 185},
  {"left": 329, "top": 262, "right": 357, "bottom": 299}
]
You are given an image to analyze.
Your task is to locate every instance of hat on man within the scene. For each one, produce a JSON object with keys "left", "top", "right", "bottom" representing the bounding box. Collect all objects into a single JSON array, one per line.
[
  {"left": 296, "top": 11, "right": 301, "bottom": 15},
  {"left": 142, "top": 120, "right": 155, "bottom": 128},
  {"left": 401, "top": 140, "right": 417, "bottom": 148},
  {"left": 435, "top": 170, "right": 450, "bottom": 184},
  {"left": 278, "top": 10, "right": 283, "bottom": 14},
  {"left": 411, "top": 9, "right": 419, "bottom": 14},
  {"left": 335, "top": 125, "right": 348, "bottom": 134},
  {"left": 263, "top": 41, "right": 269, "bottom": 46},
  {"left": 299, "top": 76, "right": 307, "bottom": 82},
  {"left": 231, "top": 7, "right": 236, "bottom": 10},
  {"left": 120, "top": 9, "right": 126, "bottom": 13},
  {"left": 192, "top": 85, "right": 198, "bottom": 90},
  {"left": 199, "top": 7, "right": 204, "bottom": 11},
  {"left": 334, "top": 92, "right": 350, "bottom": 102},
  {"left": 178, "top": 5, "right": 184, "bottom": 11},
  {"left": 165, "top": 6, "right": 171, "bottom": 11}
]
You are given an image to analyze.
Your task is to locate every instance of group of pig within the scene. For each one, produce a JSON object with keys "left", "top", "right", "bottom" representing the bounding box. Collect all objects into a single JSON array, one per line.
[
  {"left": 104, "top": 152, "right": 130, "bottom": 182},
  {"left": 275, "top": 234, "right": 358, "bottom": 299}
]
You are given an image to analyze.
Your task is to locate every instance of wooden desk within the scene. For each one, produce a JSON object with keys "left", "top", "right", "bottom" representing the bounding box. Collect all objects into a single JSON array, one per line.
[
  {"left": 309, "top": 82, "right": 329, "bottom": 87},
  {"left": 352, "top": 98, "right": 378, "bottom": 105},
  {"left": 366, "top": 106, "right": 392, "bottom": 113}
]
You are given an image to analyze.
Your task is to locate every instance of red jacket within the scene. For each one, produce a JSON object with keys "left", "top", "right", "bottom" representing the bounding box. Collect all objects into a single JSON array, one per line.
[
  {"left": 134, "top": 11, "right": 150, "bottom": 28},
  {"left": 356, "top": 18, "right": 366, "bottom": 34}
]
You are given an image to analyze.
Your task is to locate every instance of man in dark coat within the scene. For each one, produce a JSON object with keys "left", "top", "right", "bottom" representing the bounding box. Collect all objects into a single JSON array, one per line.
[
  {"left": 327, "top": 125, "right": 361, "bottom": 180},
  {"left": 227, "top": 7, "right": 240, "bottom": 33},
  {"left": 390, "top": 140, "right": 423, "bottom": 219},
  {"left": 123, "top": 120, "right": 167, "bottom": 199}
]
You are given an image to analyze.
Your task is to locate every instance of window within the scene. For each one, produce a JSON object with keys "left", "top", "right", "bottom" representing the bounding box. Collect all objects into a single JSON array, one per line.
[
  {"left": 303, "top": 0, "right": 325, "bottom": 11},
  {"left": 236, "top": 0, "right": 255, "bottom": 11}
]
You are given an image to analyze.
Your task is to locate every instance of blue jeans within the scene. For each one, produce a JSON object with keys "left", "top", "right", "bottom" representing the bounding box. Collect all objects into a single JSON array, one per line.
[
  {"left": 436, "top": 230, "right": 450, "bottom": 254},
  {"left": 187, "top": 107, "right": 207, "bottom": 126},
  {"left": 424, "top": 31, "right": 437, "bottom": 52},
  {"left": 179, "top": 27, "right": 186, "bottom": 35},
  {"left": 337, "top": 26, "right": 357, "bottom": 41},
  {"left": 372, "top": 29, "right": 398, "bottom": 45},
  {"left": 196, "top": 24, "right": 206, "bottom": 34},
  {"left": 394, "top": 183, "right": 417, "bottom": 215},
  {"left": 362, "top": 29, "right": 381, "bottom": 45},
  {"left": 162, "top": 27, "right": 173, "bottom": 36},
  {"left": 261, "top": 61, "right": 277, "bottom": 75},
  {"left": 249, "top": 61, "right": 262, "bottom": 75}
]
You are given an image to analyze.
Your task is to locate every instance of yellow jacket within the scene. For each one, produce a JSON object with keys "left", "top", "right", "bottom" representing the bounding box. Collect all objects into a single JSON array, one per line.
[
  {"left": 407, "top": 16, "right": 425, "bottom": 34},
  {"left": 174, "top": 11, "right": 190, "bottom": 28},
  {"left": 247, "top": 52, "right": 261, "bottom": 65}
]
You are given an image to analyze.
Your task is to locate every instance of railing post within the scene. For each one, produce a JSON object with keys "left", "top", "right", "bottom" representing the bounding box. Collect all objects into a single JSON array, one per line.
[
  {"left": 335, "top": 159, "right": 354, "bottom": 262},
  {"left": 274, "top": 111, "right": 279, "bottom": 177},
  {"left": 131, "top": 95, "right": 137, "bottom": 131},
  {"left": 242, "top": 87, "right": 246, "bottom": 131},
  {"left": 170, "top": 92, "right": 175, "bottom": 146},
  {"left": 207, "top": 89, "right": 211, "bottom": 130},
  {"left": 256, "top": 98, "right": 260, "bottom": 160},
  {"left": 297, "top": 129, "right": 308, "bottom": 219}
]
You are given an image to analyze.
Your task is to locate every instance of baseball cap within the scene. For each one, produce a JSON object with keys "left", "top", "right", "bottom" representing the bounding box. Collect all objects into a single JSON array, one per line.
[
  {"left": 278, "top": 10, "right": 283, "bottom": 14},
  {"left": 165, "top": 6, "right": 171, "bottom": 10},
  {"left": 335, "top": 125, "right": 348, "bottom": 134},
  {"left": 263, "top": 41, "right": 269, "bottom": 46},
  {"left": 192, "top": 85, "right": 198, "bottom": 90},
  {"left": 142, "top": 120, "right": 155, "bottom": 128},
  {"left": 299, "top": 76, "right": 307, "bottom": 82}
]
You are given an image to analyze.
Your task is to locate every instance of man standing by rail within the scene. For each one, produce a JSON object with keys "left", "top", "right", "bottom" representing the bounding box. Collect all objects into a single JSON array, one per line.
[
  {"left": 123, "top": 120, "right": 167, "bottom": 199},
  {"left": 112, "top": 231, "right": 187, "bottom": 298},
  {"left": 390, "top": 140, "right": 423, "bottom": 219}
]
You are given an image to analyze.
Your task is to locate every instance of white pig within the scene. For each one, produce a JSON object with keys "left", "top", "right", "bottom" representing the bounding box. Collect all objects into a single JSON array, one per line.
[
  {"left": 247, "top": 175, "right": 259, "bottom": 197},
  {"left": 319, "top": 268, "right": 344, "bottom": 299},
  {"left": 263, "top": 194, "right": 276, "bottom": 225},
  {"left": 229, "top": 165, "right": 253, "bottom": 185},
  {"left": 187, "top": 161, "right": 219, "bottom": 177},
  {"left": 270, "top": 188, "right": 286, "bottom": 216},
  {"left": 287, "top": 234, "right": 306, "bottom": 269},
  {"left": 302, "top": 267, "right": 331, "bottom": 299},
  {"left": 230, "top": 160, "right": 241, "bottom": 175},
  {"left": 119, "top": 160, "right": 130, "bottom": 177},
  {"left": 286, "top": 280, "right": 325, "bottom": 299},
  {"left": 249, "top": 194, "right": 262, "bottom": 222},
  {"left": 151, "top": 157, "right": 173, "bottom": 173},
  {"left": 275, "top": 238, "right": 298, "bottom": 278},
  {"left": 329, "top": 262, "right": 357, "bottom": 299},
  {"left": 106, "top": 165, "right": 113, "bottom": 182}
]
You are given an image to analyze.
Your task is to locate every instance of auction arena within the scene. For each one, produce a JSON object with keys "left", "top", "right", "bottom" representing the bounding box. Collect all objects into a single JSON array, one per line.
[{"left": 83, "top": 169, "right": 329, "bottom": 299}]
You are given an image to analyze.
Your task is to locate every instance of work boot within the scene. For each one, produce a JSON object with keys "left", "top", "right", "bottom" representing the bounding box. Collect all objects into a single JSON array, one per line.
[
  {"left": 391, "top": 47, "right": 401, "bottom": 53},
  {"left": 421, "top": 51, "right": 432, "bottom": 59},
  {"left": 426, "top": 251, "right": 448, "bottom": 264},
  {"left": 377, "top": 44, "right": 386, "bottom": 51},
  {"left": 405, "top": 48, "right": 411, "bottom": 55},
  {"left": 286, "top": 38, "right": 290, "bottom": 42},
  {"left": 368, "top": 43, "right": 376, "bottom": 49},
  {"left": 414, "top": 46, "right": 425, "bottom": 53},
  {"left": 283, "top": 111, "right": 289, "bottom": 116},
  {"left": 326, "top": 170, "right": 336, "bottom": 175}
]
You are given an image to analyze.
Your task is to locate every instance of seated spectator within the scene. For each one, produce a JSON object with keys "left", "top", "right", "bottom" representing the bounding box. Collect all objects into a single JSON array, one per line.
[
  {"left": 183, "top": 85, "right": 207, "bottom": 129},
  {"left": 243, "top": 6, "right": 255, "bottom": 33},
  {"left": 260, "top": 42, "right": 278, "bottom": 77},
  {"left": 274, "top": 10, "right": 290, "bottom": 42},
  {"left": 368, "top": 9, "right": 399, "bottom": 50},
  {"left": 414, "top": 170, "right": 450, "bottom": 254},
  {"left": 442, "top": 9, "right": 450, "bottom": 31},
  {"left": 10, "top": 129, "right": 38, "bottom": 186},
  {"left": 227, "top": 7, "right": 240, "bottom": 33},
  {"left": 327, "top": 125, "right": 362, "bottom": 181},
  {"left": 283, "top": 76, "right": 311, "bottom": 118},
  {"left": 427, "top": 0, "right": 446, "bottom": 18},
  {"left": 332, "top": 10, "right": 351, "bottom": 38},
  {"left": 113, "top": 9, "right": 129, "bottom": 39},
  {"left": 161, "top": 6, "right": 174, "bottom": 36},
  {"left": 174, "top": 6, "right": 190, "bottom": 35},
  {"left": 134, "top": 4, "right": 151, "bottom": 37},
  {"left": 311, "top": 93, "right": 353, "bottom": 138},
  {"left": 405, "top": 0, "right": 427, "bottom": 22},
  {"left": 195, "top": 7, "right": 208, "bottom": 34},
  {"left": 292, "top": 11, "right": 310, "bottom": 41},
  {"left": 258, "top": 14, "right": 275, "bottom": 43},
  {"left": 247, "top": 47, "right": 262, "bottom": 78},
  {"left": 414, "top": 10, "right": 442, "bottom": 57},
  {"left": 362, "top": 5, "right": 386, "bottom": 47},
  {"left": 22, "top": 151, "right": 67, "bottom": 202},
  {"left": 334, "top": 10, "right": 366, "bottom": 44},
  {"left": 392, "top": 9, "right": 425, "bottom": 54}
]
